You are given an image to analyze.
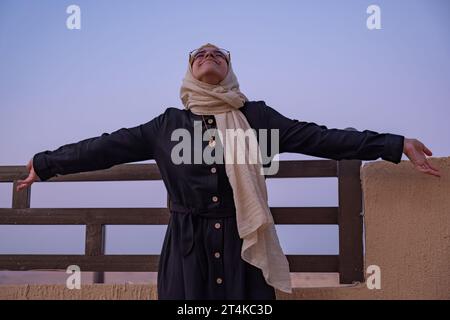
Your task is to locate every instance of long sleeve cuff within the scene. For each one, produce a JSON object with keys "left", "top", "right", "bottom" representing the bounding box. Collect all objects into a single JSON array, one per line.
[
  {"left": 382, "top": 134, "right": 405, "bottom": 164},
  {"left": 33, "top": 151, "right": 55, "bottom": 182}
]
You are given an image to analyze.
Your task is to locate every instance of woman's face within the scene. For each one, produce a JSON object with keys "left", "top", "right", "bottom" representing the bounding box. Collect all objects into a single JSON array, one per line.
[{"left": 191, "top": 46, "right": 229, "bottom": 85}]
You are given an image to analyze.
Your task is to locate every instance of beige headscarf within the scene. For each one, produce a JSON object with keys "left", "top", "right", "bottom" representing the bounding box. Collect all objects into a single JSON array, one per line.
[{"left": 179, "top": 43, "right": 292, "bottom": 294}]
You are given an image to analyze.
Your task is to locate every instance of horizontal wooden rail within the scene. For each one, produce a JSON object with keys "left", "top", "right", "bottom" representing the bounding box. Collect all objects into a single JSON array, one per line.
[
  {"left": 0, "top": 255, "right": 339, "bottom": 273},
  {"left": 0, "top": 160, "right": 338, "bottom": 183},
  {"left": 0, "top": 207, "right": 338, "bottom": 225}
]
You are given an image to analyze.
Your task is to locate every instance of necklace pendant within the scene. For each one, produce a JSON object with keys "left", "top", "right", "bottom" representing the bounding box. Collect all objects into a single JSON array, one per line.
[{"left": 209, "top": 137, "right": 216, "bottom": 148}]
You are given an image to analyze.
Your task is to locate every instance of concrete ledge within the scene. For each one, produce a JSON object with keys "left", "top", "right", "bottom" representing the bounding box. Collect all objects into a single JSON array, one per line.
[
  {"left": 0, "top": 284, "right": 158, "bottom": 300},
  {"left": 0, "top": 283, "right": 369, "bottom": 300},
  {"left": 1, "top": 281, "right": 446, "bottom": 300}
]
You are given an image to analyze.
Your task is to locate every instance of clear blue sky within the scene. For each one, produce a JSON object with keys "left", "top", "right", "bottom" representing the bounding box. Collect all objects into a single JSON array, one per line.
[{"left": 0, "top": 0, "right": 449, "bottom": 256}]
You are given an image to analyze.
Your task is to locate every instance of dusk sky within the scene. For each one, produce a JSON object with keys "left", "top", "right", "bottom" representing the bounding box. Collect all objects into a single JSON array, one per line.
[{"left": 0, "top": 0, "right": 448, "bottom": 258}]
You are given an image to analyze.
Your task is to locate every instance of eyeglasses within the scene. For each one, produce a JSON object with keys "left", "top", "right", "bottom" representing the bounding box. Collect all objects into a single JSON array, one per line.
[{"left": 189, "top": 47, "right": 230, "bottom": 65}]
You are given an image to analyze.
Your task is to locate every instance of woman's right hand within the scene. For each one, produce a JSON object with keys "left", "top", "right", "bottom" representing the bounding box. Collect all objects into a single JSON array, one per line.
[{"left": 16, "top": 158, "right": 41, "bottom": 192}]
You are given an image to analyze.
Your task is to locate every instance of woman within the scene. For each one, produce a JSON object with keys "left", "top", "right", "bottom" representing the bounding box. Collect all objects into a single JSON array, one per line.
[{"left": 17, "top": 43, "right": 441, "bottom": 300}]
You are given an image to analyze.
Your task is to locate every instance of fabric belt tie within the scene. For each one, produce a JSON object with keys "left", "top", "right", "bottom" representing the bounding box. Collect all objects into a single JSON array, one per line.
[{"left": 168, "top": 200, "right": 236, "bottom": 281}]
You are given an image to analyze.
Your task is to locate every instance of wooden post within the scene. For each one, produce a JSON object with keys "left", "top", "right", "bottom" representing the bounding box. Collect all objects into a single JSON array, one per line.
[
  {"left": 85, "top": 224, "right": 106, "bottom": 283},
  {"left": 337, "top": 159, "right": 364, "bottom": 284}
]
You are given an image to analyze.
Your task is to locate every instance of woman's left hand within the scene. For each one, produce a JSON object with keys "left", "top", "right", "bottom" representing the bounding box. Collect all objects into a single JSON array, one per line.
[{"left": 403, "top": 138, "right": 441, "bottom": 177}]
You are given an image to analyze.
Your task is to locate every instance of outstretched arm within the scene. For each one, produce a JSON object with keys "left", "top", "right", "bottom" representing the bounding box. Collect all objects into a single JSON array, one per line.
[
  {"left": 263, "top": 101, "right": 440, "bottom": 177},
  {"left": 17, "top": 110, "right": 166, "bottom": 190}
]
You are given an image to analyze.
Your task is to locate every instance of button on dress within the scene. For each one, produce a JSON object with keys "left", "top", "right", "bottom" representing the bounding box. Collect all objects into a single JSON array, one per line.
[{"left": 32, "top": 100, "right": 405, "bottom": 300}]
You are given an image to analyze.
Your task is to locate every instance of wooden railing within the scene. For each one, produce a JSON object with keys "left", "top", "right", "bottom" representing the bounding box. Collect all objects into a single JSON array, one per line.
[{"left": 0, "top": 160, "right": 364, "bottom": 285}]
